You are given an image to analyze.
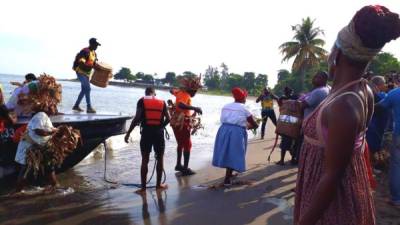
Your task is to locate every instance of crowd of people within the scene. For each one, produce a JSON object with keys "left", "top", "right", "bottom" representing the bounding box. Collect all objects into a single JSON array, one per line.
[
  {"left": 212, "top": 4, "right": 400, "bottom": 225},
  {"left": 1, "top": 4, "right": 400, "bottom": 225}
]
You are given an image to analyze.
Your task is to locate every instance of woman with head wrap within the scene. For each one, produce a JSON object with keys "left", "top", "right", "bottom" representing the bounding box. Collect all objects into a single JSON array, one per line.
[
  {"left": 212, "top": 88, "right": 258, "bottom": 186},
  {"left": 294, "top": 5, "right": 400, "bottom": 225}
]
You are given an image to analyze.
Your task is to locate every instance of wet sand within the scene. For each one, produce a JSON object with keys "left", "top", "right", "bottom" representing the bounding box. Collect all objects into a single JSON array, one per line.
[{"left": 1, "top": 122, "right": 399, "bottom": 225}]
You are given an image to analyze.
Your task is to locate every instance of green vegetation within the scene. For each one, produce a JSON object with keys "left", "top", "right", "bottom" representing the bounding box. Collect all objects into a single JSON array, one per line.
[
  {"left": 203, "top": 63, "right": 268, "bottom": 96},
  {"left": 369, "top": 52, "right": 400, "bottom": 75},
  {"left": 274, "top": 17, "right": 400, "bottom": 96},
  {"left": 279, "top": 17, "right": 327, "bottom": 92},
  {"left": 113, "top": 63, "right": 269, "bottom": 96},
  {"left": 113, "top": 17, "right": 400, "bottom": 97},
  {"left": 114, "top": 67, "right": 135, "bottom": 82}
]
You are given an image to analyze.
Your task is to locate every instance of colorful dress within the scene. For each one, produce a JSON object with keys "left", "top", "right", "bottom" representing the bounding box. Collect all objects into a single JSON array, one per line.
[
  {"left": 171, "top": 90, "right": 193, "bottom": 151},
  {"left": 294, "top": 83, "right": 375, "bottom": 225}
]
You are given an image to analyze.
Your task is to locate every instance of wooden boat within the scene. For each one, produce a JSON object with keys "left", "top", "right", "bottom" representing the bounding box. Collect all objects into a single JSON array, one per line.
[{"left": 0, "top": 113, "right": 131, "bottom": 179}]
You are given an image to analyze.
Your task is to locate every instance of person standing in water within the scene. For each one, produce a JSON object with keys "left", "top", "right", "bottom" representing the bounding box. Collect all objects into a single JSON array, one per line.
[
  {"left": 124, "top": 87, "right": 170, "bottom": 194},
  {"left": 170, "top": 75, "right": 203, "bottom": 176},
  {"left": 256, "top": 87, "right": 278, "bottom": 139},
  {"left": 294, "top": 5, "right": 400, "bottom": 225},
  {"left": 72, "top": 38, "right": 100, "bottom": 113}
]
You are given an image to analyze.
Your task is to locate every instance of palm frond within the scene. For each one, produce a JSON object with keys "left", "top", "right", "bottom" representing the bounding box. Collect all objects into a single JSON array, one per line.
[
  {"left": 279, "top": 17, "right": 327, "bottom": 74},
  {"left": 309, "top": 38, "right": 325, "bottom": 47}
]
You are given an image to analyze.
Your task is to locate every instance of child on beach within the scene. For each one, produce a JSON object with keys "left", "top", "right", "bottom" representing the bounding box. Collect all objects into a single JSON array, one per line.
[{"left": 212, "top": 87, "right": 258, "bottom": 186}]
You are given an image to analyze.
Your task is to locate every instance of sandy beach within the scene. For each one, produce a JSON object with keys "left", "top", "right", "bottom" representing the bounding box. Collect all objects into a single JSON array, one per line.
[{"left": 1, "top": 118, "right": 398, "bottom": 225}]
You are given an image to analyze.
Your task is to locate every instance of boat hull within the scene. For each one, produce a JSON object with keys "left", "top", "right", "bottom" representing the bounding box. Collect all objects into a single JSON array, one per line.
[{"left": 0, "top": 114, "right": 131, "bottom": 179}]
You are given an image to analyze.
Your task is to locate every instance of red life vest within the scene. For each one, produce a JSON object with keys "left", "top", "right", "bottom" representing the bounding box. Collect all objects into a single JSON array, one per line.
[{"left": 143, "top": 96, "right": 164, "bottom": 126}]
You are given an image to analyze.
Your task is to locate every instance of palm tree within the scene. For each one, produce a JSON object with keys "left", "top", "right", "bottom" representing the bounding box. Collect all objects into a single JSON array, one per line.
[{"left": 279, "top": 17, "right": 327, "bottom": 91}]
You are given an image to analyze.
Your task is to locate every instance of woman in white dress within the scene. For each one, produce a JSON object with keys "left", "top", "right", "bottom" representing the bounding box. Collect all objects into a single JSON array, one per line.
[{"left": 212, "top": 87, "right": 258, "bottom": 185}]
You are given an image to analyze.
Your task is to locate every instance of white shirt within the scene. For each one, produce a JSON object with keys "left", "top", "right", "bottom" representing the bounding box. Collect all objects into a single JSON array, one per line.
[
  {"left": 220, "top": 102, "right": 252, "bottom": 127},
  {"left": 15, "top": 112, "right": 54, "bottom": 165},
  {"left": 6, "top": 81, "right": 38, "bottom": 117}
]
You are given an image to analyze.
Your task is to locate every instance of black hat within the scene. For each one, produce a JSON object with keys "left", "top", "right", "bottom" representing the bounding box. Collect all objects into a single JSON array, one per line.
[
  {"left": 89, "top": 38, "right": 101, "bottom": 46},
  {"left": 25, "top": 73, "right": 37, "bottom": 81}
]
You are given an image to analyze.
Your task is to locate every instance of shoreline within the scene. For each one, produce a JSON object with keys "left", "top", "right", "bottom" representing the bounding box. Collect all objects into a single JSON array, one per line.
[
  {"left": 57, "top": 78, "right": 258, "bottom": 98},
  {"left": 0, "top": 120, "right": 399, "bottom": 224}
]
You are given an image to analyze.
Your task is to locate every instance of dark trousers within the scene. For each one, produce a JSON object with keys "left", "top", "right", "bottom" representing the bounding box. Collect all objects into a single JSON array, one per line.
[{"left": 261, "top": 109, "right": 277, "bottom": 138}]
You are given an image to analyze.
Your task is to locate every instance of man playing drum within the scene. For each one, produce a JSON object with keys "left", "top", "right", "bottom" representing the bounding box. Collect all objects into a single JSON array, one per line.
[{"left": 72, "top": 38, "right": 100, "bottom": 113}]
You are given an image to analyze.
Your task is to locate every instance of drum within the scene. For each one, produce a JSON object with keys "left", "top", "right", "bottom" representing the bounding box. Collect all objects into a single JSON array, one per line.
[
  {"left": 90, "top": 62, "right": 113, "bottom": 88},
  {"left": 276, "top": 100, "right": 303, "bottom": 138}
]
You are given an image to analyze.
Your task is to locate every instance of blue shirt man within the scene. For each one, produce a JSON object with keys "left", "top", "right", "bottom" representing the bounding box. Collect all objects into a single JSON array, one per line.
[{"left": 377, "top": 87, "right": 400, "bottom": 205}]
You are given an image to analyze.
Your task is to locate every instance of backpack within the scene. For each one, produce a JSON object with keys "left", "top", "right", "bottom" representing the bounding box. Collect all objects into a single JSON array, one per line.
[{"left": 72, "top": 48, "right": 90, "bottom": 70}]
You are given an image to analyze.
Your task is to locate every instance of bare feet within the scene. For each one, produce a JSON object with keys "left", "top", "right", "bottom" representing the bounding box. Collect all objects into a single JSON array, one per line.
[
  {"left": 43, "top": 185, "right": 57, "bottom": 194},
  {"left": 135, "top": 188, "right": 147, "bottom": 195},
  {"left": 156, "top": 184, "right": 168, "bottom": 191},
  {"left": 7, "top": 191, "right": 24, "bottom": 197},
  {"left": 208, "top": 179, "right": 254, "bottom": 190}
]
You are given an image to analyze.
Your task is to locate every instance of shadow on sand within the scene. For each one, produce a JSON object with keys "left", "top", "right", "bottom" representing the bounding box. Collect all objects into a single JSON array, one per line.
[{"left": 168, "top": 163, "right": 297, "bottom": 225}]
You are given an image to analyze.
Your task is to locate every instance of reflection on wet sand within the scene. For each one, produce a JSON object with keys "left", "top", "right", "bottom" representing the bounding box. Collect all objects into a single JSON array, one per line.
[
  {"left": 140, "top": 191, "right": 167, "bottom": 225},
  {"left": 0, "top": 185, "right": 132, "bottom": 225}
]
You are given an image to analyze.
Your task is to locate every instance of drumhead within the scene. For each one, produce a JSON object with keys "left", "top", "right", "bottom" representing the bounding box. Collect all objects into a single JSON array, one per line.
[{"left": 96, "top": 62, "right": 112, "bottom": 71}]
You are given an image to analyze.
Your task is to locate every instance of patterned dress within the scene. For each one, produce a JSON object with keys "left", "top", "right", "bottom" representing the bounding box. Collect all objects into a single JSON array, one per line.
[{"left": 294, "top": 86, "right": 375, "bottom": 225}]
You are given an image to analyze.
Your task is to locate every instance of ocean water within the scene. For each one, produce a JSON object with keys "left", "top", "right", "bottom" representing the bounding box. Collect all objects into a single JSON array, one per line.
[{"left": 0, "top": 74, "right": 262, "bottom": 186}]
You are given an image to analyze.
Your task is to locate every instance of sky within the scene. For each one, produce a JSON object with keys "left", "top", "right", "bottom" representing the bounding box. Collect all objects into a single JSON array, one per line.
[{"left": 1, "top": 0, "right": 400, "bottom": 87}]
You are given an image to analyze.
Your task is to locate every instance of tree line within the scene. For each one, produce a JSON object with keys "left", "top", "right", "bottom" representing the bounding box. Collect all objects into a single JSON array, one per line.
[
  {"left": 114, "top": 16, "right": 400, "bottom": 97},
  {"left": 113, "top": 63, "right": 269, "bottom": 95},
  {"left": 274, "top": 17, "right": 400, "bottom": 96}
]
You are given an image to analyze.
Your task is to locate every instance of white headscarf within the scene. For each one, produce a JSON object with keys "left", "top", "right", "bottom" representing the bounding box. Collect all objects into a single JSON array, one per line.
[{"left": 335, "top": 21, "right": 382, "bottom": 62}]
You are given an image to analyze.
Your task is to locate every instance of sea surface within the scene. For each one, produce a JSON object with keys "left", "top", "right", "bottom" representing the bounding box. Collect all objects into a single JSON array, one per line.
[
  {"left": 0, "top": 74, "right": 273, "bottom": 225},
  {"left": 0, "top": 74, "right": 262, "bottom": 189}
]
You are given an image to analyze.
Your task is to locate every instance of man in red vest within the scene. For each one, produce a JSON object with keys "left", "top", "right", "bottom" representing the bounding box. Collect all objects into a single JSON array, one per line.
[{"left": 125, "top": 87, "right": 170, "bottom": 194}]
